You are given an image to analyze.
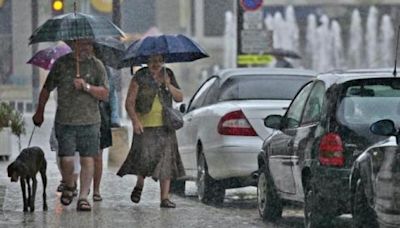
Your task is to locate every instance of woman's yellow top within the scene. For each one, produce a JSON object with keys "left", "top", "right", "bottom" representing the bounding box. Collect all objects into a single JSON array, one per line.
[{"left": 138, "top": 94, "right": 163, "bottom": 127}]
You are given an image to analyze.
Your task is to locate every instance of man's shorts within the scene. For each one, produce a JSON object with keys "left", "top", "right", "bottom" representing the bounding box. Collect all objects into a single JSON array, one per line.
[{"left": 55, "top": 123, "right": 100, "bottom": 157}]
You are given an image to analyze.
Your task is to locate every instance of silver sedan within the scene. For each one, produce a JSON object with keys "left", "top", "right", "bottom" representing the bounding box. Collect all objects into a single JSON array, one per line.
[{"left": 173, "top": 67, "right": 316, "bottom": 204}]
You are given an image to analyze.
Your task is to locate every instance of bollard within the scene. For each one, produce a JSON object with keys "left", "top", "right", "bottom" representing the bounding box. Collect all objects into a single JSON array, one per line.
[{"left": 108, "top": 126, "right": 129, "bottom": 167}]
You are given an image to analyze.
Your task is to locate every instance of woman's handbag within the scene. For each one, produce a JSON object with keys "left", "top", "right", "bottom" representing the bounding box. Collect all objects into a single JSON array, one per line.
[{"left": 162, "top": 106, "right": 184, "bottom": 130}]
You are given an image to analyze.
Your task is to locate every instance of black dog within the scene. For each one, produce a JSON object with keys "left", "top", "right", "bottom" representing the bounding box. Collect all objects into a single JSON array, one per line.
[{"left": 7, "top": 147, "right": 47, "bottom": 212}]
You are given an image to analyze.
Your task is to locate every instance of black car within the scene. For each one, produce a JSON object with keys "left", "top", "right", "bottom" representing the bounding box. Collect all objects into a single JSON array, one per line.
[
  {"left": 256, "top": 69, "right": 400, "bottom": 227},
  {"left": 350, "top": 119, "right": 400, "bottom": 228}
]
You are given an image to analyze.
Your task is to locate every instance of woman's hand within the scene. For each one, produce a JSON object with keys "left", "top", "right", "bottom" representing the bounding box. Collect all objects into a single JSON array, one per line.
[{"left": 133, "top": 120, "right": 144, "bottom": 135}]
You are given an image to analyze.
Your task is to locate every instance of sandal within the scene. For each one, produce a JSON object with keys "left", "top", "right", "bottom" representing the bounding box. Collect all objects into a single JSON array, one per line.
[
  {"left": 60, "top": 185, "right": 76, "bottom": 206},
  {"left": 77, "top": 199, "right": 91, "bottom": 211},
  {"left": 93, "top": 193, "right": 103, "bottom": 202},
  {"left": 57, "top": 181, "right": 65, "bottom": 192},
  {"left": 130, "top": 186, "right": 143, "bottom": 203},
  {"left": 160, "top": 199, "right": 176, "bottom": 208}
]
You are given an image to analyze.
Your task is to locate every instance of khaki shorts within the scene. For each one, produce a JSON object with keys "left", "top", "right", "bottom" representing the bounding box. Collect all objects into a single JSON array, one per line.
[{"left": 55, "top": 123, "right": 100, "bottom": 157}]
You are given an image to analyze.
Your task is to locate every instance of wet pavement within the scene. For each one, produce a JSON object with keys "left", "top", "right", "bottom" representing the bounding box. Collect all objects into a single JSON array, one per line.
[{"left": 0, "top": 101, "right": 352, "bottom": 228}]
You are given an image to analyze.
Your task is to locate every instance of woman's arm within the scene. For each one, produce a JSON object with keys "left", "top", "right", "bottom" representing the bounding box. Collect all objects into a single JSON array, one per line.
[
  {"left": 125, "top": 78, "right": 144, "bottom": 134},
  {"left": 165, "top": 73, "right": 183, "bottom": 102}
]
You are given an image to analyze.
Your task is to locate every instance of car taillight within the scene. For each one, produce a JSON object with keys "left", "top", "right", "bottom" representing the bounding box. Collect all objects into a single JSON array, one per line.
[
  {"left": 319, "top": 133, "right": 344, "bottom": 167},
  {"left": 217, "top": 110, "right": 257, "bottom": 136}
]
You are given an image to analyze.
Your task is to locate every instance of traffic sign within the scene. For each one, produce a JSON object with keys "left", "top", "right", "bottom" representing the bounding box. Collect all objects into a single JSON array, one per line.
[
  {"left": 243, "top": 11, "right": 263, "bottom": 29},
  {"left": 240, "top": 30, "right": 271, "bottom": 54},
  {"left": 240, "top": 0, "right": 263, "bottom": 11}
]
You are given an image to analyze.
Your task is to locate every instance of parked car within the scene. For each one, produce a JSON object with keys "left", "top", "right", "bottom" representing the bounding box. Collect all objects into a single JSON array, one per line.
[
  {"left": 172, "top": 67, "right": 316, "bottom": 204},
  {"left": 350, "top": 119, "right": 400, "bottom": 228},
  {"left": 257, "top": 68, "right": 400, "bottom": 227}
]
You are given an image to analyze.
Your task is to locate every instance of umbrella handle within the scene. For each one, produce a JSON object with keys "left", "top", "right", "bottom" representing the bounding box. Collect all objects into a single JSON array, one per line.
[{"left": 75, "top": 40, "right": 80, "bottom": 78}]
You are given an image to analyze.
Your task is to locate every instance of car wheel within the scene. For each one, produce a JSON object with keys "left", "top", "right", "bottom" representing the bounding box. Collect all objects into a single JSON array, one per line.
[
  {"left": 257, "top": 167, "right": 282, "bottom": 221},
  {"left": 304, "top": 183, "right": 332, "bottom": 228},
  {"left": 170, "top": 180, "right": 185, "bottom": 196},
  {"left": 197, "top": 153, "right": 225, "bottom": 205},
  {"left": 352, "top": 180, "right": 378, "bottom": 228}
]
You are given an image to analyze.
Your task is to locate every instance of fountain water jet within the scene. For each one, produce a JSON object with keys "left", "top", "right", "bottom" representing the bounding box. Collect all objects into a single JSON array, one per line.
[
  {"left": 366, "top": 6, "right": 379, "bottom": 67},
  {"left": 348, "top": 9, "right": 363, "bottom": 68},
  {"left": 379, "top": 15, "right": 394, "bottom": 67}
]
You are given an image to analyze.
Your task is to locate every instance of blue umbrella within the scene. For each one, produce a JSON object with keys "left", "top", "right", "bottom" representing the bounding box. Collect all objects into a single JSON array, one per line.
[{"left": 118, "top": 34, "right": 209, "bottom": 68}]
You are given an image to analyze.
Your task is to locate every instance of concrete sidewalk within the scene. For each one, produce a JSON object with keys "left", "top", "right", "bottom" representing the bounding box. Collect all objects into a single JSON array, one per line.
[{"left": 0, "top": 110, "right": 194, "bottom": 227}]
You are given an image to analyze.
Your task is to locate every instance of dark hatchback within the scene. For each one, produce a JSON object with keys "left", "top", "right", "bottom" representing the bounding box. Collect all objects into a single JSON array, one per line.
[
  {"left": 350, "top": 119, "right": 400, "bottom": 228},
  {"left": 256, "top": 69, "right": 400, "bottom": 227}
]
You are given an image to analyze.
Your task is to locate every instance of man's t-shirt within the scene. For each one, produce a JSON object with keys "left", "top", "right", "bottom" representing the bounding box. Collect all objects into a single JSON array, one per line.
[{"left": 44, "top": 53, "right": 108, "bottom": 125}]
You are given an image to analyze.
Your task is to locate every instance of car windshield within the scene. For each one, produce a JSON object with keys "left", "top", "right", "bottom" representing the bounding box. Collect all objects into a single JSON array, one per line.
[
  {"left": 218, "top": 75, "right": 311, "bottom": 101},
  {"left": 337, "top": 78, "right": 400, "bottom": 126}
]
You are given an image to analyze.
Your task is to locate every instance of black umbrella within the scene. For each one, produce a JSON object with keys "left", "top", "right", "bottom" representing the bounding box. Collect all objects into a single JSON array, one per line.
[
  {"left": 29, "top": 12, "right": 125, "bottom": 44},
  {"left": 266, "top": 48, "right": 301, "bottom": 59},
  {"left": 29, "top": 7, "right": 125, "bottom": 77},
  {"left": 93, "top": 37, "right": 125, "bottom": 69}
]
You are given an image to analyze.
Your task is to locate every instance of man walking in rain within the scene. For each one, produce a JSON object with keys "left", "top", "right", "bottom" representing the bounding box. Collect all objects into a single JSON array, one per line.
[{"left": 33, "top": 39, "right": 109, "bottom": 211}]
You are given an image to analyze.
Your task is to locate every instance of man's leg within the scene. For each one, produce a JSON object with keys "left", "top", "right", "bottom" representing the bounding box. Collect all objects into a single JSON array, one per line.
[
  {"left": 60, "top": 156, "right": 75, "bottom": 189},
  {"left": 75, "top": 123, "right": 100, "bottom": 210},
  {"left": 79, "top": 156, "right": 94, "bottom": 200}
]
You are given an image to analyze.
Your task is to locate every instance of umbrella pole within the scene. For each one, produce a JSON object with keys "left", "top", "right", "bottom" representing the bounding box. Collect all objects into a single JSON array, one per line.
[
  {"left": 76, "top": 40, "right": 80, "bottom": 78},
  {"left": 163, "top": 65, "right": 167, "bottom": 90}
]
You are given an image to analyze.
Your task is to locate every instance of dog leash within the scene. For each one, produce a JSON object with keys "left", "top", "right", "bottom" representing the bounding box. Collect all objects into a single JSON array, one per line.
[{"left": 27, "top": 126, "right": 36, "bottom": 148}]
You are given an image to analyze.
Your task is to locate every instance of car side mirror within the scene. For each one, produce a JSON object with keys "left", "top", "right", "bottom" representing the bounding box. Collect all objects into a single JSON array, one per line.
[
  {"left": 264, "top": 115, "right": 282, "bottom": 130},
  {"left": 179, "top": 103, "right": 186, "bottom": 113},
  {"left": 370, "top": 119, "right": 397, "bottom": 136}
]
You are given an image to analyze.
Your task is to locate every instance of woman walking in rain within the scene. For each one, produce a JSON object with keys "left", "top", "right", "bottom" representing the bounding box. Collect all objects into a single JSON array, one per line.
[{"left": 117, "top": 54, "right": 185, "bottom": 208}]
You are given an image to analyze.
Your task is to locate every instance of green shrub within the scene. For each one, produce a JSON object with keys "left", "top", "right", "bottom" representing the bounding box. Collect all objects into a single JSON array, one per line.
[{"left": 0, "top": 102, "right": 26, "bottom": 137}]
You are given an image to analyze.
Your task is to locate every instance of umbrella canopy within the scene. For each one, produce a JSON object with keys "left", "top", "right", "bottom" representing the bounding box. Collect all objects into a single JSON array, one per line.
[
  {"left": 29, "top": 12, "right": 125, "bottom": 44},
  {"left": 27, "top": 43, "right": 71, "bottom": 70},
  {"left": 118, "top": 34, "right": 209, "bottom": 68},
  {"left": 266, "top": 48, "right": 301, "bottom": 59},
  {"left": 93, "top": 37, "right": 125, "bottom": 69}
]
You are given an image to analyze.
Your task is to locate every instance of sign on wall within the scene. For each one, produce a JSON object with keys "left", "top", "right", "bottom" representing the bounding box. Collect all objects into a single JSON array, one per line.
[{"left": 237, "top": 0, "right": 273, "bottom": 66}]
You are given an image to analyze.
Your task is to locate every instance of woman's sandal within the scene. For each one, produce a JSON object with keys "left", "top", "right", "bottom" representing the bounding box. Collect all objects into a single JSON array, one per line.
[
  {"left": 60, "top": 185, "right": 76, "bottom": 206},
  {"left": 160, "top": 199, "right": 176, "bottom": 208},
  {"left": 130, "top": 186, "right": 143, "bottom": 203},
  {"left": 77, "top": 199, "right": 92, "bottom": 211},
  {"left": 93, "top": 193, "right": 103, "bottom": 202}
]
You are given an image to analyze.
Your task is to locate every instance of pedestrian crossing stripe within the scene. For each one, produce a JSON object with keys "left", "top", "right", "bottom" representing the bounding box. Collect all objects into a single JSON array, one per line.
[{"left": 237, "top": 54, "right": 273, "bottom": 65}]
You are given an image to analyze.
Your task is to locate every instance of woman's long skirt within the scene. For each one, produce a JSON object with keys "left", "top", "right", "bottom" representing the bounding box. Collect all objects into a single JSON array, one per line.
[{"left": 116, "top": 127, "right": 185, "bottom": 181}]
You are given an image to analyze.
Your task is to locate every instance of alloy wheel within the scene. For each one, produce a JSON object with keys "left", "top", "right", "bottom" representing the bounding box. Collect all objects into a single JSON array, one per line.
[
  {"left": 257, "top": 172, "right": 267, "bottom": 217},
  {"left": 197, "top": 154, "right": 206, "bottom": 201}
]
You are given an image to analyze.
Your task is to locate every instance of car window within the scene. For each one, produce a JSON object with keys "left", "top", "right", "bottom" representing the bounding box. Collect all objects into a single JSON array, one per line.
[
  {"left": 202, "top": 79, "right": 220, "bottom": 106},
  {"left": 337, "top": 79, "right": 400, "bottom": 125},
  {"left": 187, "top": 77, "right": 218, "bottom": 112},
  {"left": 218, "top": 75, "right": 312, "bottom": 101},
  {"left": 302, "top": 82, "right": 325, "bottom": 125},
  {"left": 336, "top": 78, "right": 400, "bottom": 142},
  {"left": 284, "top": 82, "right": 313, "bottom": 129}
]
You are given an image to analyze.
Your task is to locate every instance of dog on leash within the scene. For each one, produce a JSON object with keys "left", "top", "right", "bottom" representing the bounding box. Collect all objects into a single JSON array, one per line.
[{"left": 7, "top": 146, "right": 48, "bottom": 212}]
